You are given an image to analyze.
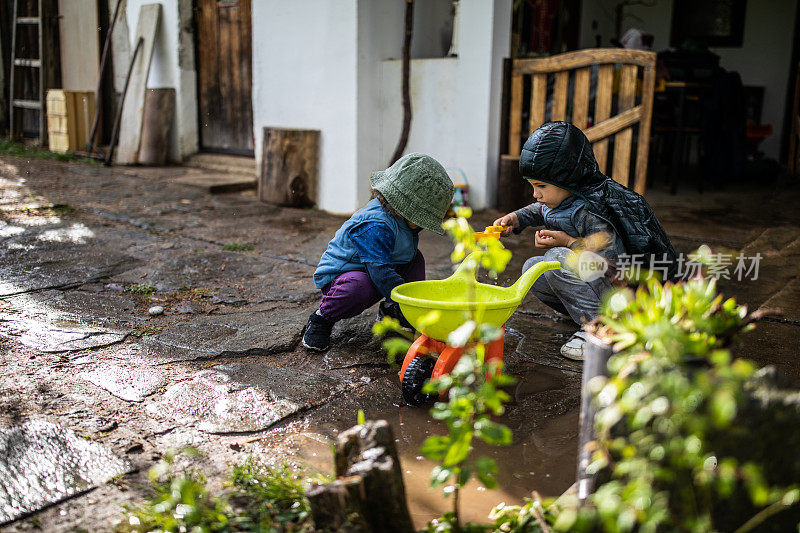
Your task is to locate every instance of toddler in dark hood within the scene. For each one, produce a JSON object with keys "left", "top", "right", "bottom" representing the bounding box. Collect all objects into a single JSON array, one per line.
[{"left": 494, "top": 121, "right": 677, "bottom": 361}]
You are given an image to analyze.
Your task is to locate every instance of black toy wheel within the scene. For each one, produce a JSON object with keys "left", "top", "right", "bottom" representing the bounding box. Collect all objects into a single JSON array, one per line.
[{"left": 402, "top": 355, "right": 436, "bottom": 406}]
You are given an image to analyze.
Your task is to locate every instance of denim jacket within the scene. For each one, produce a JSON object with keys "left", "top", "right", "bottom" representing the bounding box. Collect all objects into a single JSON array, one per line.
[
  {"left": 513, "top": 195, "right": 626, "bottom": 262},
  {"left": 313, "top": 199, "right": 419, "bottom": 290}
]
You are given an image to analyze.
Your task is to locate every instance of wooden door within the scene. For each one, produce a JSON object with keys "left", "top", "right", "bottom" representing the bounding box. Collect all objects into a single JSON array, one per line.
[{"left": 195, "top": 0, "right": 254, "bottom": 154}]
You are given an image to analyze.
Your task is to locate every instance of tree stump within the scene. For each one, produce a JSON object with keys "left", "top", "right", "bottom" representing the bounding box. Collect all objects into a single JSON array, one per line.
[
  {"left": 307, "top": 420, "right": 415, "bottom": 533},
  {"left": 138, "top": 88, "right": 175, "bottom": 165},
  {"left": 259, "top": 127, "right": 319, "bottom": 207}
]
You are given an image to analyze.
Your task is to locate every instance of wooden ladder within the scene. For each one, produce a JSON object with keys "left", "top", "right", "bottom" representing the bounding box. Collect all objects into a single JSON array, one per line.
[{"left": 8, "top": 0, "right": 48, "bottom": 142}]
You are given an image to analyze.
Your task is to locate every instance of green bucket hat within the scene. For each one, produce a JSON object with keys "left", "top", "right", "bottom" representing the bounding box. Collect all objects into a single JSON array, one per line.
[{"left": 369, "top": 153, "right": 454, "bottom": 235}]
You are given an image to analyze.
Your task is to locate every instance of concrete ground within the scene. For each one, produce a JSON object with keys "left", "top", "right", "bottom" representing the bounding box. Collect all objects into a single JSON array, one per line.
[{"left": 0, "top": 155, "right": 798, "bottom": 531}]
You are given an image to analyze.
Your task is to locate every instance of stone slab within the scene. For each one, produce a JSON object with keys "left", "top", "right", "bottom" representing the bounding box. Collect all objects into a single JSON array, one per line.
[
  {"left": 146, "top": 369, "right": 304, "bottom": 434},
  {"left": 0, "top": 421, "right": 131, "bottom": 525},
  {"left": 0, "top": 246, "right": 139, "bottom": 297},
  {"left": 171, "top": 173, "right": 256, "bottom": 194},
  {"left": 79, "top": 363, "right": 170, "bottom": 402},
  {"left": 142, "top": 306, "right": 313, "bottom": 361}
]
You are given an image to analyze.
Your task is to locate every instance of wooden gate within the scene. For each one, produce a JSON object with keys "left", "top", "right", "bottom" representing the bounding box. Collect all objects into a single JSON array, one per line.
[
  {"left": 504, "top": 48, "right": 656, "bottom": 194},
  {"left": 195, "top": 0, "right": 253, "bottom": 154}
]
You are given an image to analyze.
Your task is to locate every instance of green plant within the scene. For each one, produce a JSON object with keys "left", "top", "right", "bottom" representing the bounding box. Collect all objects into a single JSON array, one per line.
[
  {"left": 228, "top": 459, "right": 317, "bottom": 531},
  {"left": 119, "top": 449, "right": 233, "bottom": 533},
  {"left": 126, "top": 283, "right": 157, "bottom": 295},
  {"left": 118, "top": 451, "right": 316, "bottom": 532},
  {"left": 375, "top": 208, "right": 516, "bottom": 532},
  {"left": 0, "top": 138, "right": 100, "bottom": 163},
  {"left": 223, "top": 242, "right": 255, "bottom": 252}
]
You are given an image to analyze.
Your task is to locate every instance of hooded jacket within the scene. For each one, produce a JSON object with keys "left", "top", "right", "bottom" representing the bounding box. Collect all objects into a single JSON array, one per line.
[{"left": 519, "top": 121, "right": 678, "bottom": 281}]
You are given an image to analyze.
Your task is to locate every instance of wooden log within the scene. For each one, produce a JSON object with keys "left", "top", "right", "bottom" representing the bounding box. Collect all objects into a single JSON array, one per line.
[
  {"left": 137, "top": 88, "right": 174, "bottom": 165},
  {"left": 308, "top": 420, "right": 415, "bottom": 533},
  {"left": 260, "top": 127, "right": 320, "bottom": 207},
  {"left": 497, "top": 154, "right": 533, "bottom": 212},
  {"left": 306, "top": 477, "right": 369, "bottom": 532}
]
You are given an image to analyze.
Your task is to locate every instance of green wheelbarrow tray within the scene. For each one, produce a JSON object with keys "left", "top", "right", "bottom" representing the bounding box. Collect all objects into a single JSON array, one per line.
[{"left": 390, "top": 255, "right": 562, "bottom": 341}]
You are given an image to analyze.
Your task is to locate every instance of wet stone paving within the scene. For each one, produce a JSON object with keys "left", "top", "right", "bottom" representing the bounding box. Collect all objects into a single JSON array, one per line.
[{"left": 1, "top": 157, "right": 799, "bottom": 530}]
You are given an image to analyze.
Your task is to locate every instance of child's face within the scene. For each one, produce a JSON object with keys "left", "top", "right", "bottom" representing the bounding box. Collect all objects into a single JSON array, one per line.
[{"left": 527, "top": 179, "right": 572, "bottom": 209}]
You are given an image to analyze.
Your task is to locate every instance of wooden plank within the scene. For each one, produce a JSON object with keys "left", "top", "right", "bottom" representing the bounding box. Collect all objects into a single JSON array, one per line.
[
  {"left": 789, "top": 67, "right": 800, "bottom": 175},
  {"left": 14, "top": 58, "right": 41, "bottom": 67},
  {"left": 260, "top": 127, "right": 320, "bottom": 207},
  {"left": 13, "top": 99, "right": 41, "bottom": 109},
  {"left": 592, "top": 64, "right": 613, "bottom": 173},
  {"left": 115, "top": 3, "right": 161, "bottom": 164},
  {"left": 572, "top": 67, "right": 590, "bottom": 129},
  {"left": 633, "top": 62, "right": 656, "bottom": 194},
  {"left": 611, "top": 65, "right": 637, "bottom": 186},
  {"left": 585, "top": 106, "right": 641, "bottom": 142},
  {"left": 508, "top": 73, "right": 522, "bottom": 155},
  {"left": 138, "top": 88, "right": 175, "bottom": 165},
  {"left": 57, "top": 0, "right": 100, "bottom": 92},
  {"left": 513, "top": 48, "right": 656, "bottom": 75},
  {"left": 552, "top": 71, "right": 568, "bottom": 122},
  {"left": 530, "top": 73, "right": 547, "bottom": 133}
]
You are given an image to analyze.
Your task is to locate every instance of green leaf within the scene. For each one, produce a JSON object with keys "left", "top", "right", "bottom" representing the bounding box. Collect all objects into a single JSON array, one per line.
[
  {"left": 474, "top": 418, "right": 512, "bottom": 445},
  {"left": 357, "top": 409, "right": 366, "bottom": 425},
  {"left": 430, "top": 465, "right": 453, "bottom": 487},
  {"left": 420, "top": 436, "right": 450, "bottom": 461},
  {"left": 443, "top": 428, "right": 473, "bottom": 467},
  {"left": 475, "top": 457, "right": 498, "bottom": 489}
]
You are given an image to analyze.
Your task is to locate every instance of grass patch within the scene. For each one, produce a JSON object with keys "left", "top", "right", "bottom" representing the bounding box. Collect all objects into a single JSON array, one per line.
[
  {"left": 0, "top": 138, "right": 100, "bottom": 164},
  {"left": 119, "top": 452, "right": 318, "bottom": 532},
  {"left": 180, "top": 286, "right": 216, "bottom": 300},
  {"left": 223, "top": 242, "right": 255, "bottom": 252},
  {"left": 126, "top": 283, "right": 156, "bottom": 295}
]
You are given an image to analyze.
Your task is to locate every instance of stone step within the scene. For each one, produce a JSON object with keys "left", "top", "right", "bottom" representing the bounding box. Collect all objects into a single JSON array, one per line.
[{"left": 184, "top": 153, "right": 257, "bottom": 177}]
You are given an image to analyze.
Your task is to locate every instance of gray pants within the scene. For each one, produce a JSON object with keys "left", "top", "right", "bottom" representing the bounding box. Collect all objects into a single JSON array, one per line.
[{"left": 522, "top": 247, "right": 613, "bottom": 326}]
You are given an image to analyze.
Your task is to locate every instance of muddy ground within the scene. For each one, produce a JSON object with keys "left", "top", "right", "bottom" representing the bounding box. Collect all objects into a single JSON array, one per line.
[{"left": 1, "top": 156, "right": 798, "bottom": 531}]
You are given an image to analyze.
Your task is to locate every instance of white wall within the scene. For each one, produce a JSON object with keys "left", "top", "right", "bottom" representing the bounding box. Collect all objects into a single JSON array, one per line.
[
  {"left": 579, "top": 0, "right": 797, "bottom": 159},
  {"left": 122, "top": 0, "right": 198, "bottom": 161},
  {"left": 378, "top": 0, "right": 512, "bottom": 209},
  {"left": 252, "top": 1, "right": 359, "bottom": 214}
]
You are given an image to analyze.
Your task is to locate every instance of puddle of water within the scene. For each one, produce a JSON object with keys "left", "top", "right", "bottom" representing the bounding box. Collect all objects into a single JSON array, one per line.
[{"left": 281, "top": 374, "right": 579, "bottom": 528}]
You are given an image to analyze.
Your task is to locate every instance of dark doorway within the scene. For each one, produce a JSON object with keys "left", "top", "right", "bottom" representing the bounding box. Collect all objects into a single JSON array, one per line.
[{"left": 195, "top": 0, "right": 254, "bottom": 155}]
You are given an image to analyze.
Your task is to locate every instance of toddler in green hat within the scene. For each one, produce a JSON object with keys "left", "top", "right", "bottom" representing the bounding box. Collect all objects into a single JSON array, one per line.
[{"left": 303, "top": 153, "right": 454, "bottom": 351}]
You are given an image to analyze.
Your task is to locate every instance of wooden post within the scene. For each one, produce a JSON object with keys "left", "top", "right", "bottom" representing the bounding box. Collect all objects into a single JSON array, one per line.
[
  {"left": 307, "top": 420, "right": 415, "bottom": 533},
  {"left": 259, "top": 127, "right": 320, "bottom": 207},
  {"left": 137, "top": 88, "right": 174, "bottom": 165}
]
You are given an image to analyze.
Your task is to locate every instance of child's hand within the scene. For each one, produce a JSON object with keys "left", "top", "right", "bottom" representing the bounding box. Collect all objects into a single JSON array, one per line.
[
  {"left": 535, "top": 229, "right": 576, "bottom": 249},
  {"left": 493, "top": 212, "right": 519, "bottom": 236}
]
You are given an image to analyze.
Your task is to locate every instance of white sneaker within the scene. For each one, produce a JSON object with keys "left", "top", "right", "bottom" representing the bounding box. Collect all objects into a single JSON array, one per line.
[{"left": 560, "top": 331, "right": 587, "bottom": 361}]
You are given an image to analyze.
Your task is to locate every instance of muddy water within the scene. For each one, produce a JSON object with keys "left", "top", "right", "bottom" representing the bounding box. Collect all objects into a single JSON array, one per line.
[{"left": 287, "top": 362, "right": 581, "bottom": 528}]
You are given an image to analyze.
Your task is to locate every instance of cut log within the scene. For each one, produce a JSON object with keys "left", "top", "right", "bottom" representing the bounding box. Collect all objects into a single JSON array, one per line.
[
  {"left": 308, "top": 420, "right": 414, "bottom": 533},
  {"left": 259, "top": 127, "right": 319, "bottom": 207},
  {"left": 137, "top": 88, "right": 174, "bottom": 165}
]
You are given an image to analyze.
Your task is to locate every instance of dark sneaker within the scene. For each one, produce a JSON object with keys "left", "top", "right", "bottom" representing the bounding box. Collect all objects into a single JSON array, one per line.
[
  {"left": 377, "top": 300, "right": 414, "bottom": 331},
  {"left": 302, "top": 312, "right": 334, "bottom": 351}
]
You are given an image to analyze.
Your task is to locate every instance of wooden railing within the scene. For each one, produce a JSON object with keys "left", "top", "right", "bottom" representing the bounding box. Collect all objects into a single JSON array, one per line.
[{"left": 505, "top": 48, "right": 656, "bottom": 194}]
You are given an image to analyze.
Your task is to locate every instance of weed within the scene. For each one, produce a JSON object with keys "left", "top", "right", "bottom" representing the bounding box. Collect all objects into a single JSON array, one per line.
[
  {"left": 131, "top": 325, "right": 162, "bottom": 338},
  {"left": 0, "top": 138, "right": 99, "bottom": 164},
  {"left": 180, "top": 286, "right": 215, "bottom": 300},
  {"left": 118, "top": 451, "right": 316, "bottom": 532},
  {"left": 223, "top": 242, "right": 255, "bottom": 252},
  {"left": 126, "top": 284, "right": 156, "bottom": 295}
]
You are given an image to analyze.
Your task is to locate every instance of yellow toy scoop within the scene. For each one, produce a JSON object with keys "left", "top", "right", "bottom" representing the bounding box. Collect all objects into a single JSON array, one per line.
[
  {"left": 474, "top": 225, "right": 506, "bottom": 241},
  {"left": 391, "top": 254, "right": 561, "bottom": 341}
]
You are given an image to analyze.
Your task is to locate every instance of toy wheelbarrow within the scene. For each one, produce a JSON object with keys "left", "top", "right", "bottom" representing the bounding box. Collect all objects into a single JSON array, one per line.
[{"left": 391, "top": 255, "right": 561, "bottom": 405}]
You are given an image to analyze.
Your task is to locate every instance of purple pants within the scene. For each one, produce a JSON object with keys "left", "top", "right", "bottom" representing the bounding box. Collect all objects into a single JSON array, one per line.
[{"left": 318, "top": 251, "right": 425, "bottom": 321}]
